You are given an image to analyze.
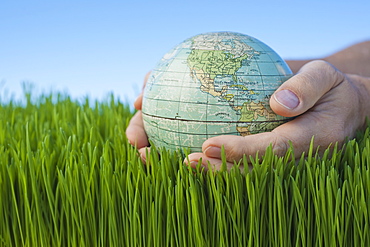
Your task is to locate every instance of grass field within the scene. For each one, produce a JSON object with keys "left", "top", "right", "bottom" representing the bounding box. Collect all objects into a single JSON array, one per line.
[{"left": 0, "top": 91, "right": 369, "bottom": 246}]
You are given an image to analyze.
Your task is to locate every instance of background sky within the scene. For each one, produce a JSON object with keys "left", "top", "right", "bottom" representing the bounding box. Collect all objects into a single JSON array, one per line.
[{"left": 1, "top": 0, "right": 369, "bottom": 104}]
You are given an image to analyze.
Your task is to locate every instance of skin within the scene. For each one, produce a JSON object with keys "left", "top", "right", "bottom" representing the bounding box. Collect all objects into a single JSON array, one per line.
[{"left": 126, "top": 41, "right": 370, "bottom": 170}]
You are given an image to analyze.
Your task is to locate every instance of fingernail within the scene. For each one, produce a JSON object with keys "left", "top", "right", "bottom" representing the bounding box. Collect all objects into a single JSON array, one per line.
[
  {"left": 274, "top": 89, "right": 299, "bottom": 109},
  {"left": 204, "top": 146, "right": 222, "bottom": 158}
]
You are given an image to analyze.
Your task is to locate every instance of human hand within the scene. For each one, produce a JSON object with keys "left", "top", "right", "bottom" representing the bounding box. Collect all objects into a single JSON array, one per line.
[
  {"left": 185, "top": 60, "right": 370, "bottom": 170},
  {"left": 126, "top": 61, "right": 370, "bottom": 170},
  {"left": 126, "top": 72, "right": 151, "bottom": 161}
]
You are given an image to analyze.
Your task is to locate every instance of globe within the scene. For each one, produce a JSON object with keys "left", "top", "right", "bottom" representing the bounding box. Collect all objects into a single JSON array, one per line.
[{"left": 142, "top": 31, "right": 293, "bottom": 152}]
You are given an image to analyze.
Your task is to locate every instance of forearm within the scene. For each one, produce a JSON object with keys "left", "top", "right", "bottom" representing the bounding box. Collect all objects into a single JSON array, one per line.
[{"left": 286, "top": 40, "right": 370, "bottom": 77}]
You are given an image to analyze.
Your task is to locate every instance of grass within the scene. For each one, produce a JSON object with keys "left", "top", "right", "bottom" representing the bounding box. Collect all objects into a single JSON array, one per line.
[{"left": 0, "top": 90, "right": 370, "bottom": 246}]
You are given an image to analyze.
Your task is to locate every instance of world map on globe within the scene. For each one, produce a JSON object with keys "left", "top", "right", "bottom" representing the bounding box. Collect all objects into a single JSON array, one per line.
[{"left": 142, "top": 32, "right": 293, "bottom": 152}]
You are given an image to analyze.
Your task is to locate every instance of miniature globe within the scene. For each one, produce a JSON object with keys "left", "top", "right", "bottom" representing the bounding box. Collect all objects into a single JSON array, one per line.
[{"left": 142, "top": 31, "right": 293, "bottom": 152}]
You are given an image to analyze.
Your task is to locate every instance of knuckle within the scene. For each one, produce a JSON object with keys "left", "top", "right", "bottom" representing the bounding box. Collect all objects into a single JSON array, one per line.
[
  {"left": 270, "top": 133, "right": 289, "bottom": 156},
  {"left": 315, "top": 60, "right": 345, "bottom": 85},
  {"left": 225, "top": 144, "right": 244, "bottom": 162}
]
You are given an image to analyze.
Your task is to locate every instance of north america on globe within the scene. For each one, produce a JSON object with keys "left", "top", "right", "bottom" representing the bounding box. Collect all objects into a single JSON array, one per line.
[{"left": 142, "top": 31, "right": 293, "bottom": 152}]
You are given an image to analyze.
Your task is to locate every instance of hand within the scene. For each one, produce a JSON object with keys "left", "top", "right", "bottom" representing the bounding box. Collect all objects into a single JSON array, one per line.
[
  {"left": 186, "top": 60, "right": 370, "bottom": 170},
  {"left": 126, "top": 72, "right": 151, "bottom": 161},
  {"left": 126, "top": 61, "right": 370, "bottom": 170}
]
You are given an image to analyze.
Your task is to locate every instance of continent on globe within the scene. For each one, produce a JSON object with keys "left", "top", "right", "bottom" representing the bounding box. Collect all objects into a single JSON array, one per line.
[{"left": 142, "top": 31, "right": 293, "bottom": 152}]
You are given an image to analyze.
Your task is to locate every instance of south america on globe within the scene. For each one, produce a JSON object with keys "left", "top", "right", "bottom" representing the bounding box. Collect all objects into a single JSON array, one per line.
[{"left": 142, "top": 31, "right": 293, "bottom": 152}]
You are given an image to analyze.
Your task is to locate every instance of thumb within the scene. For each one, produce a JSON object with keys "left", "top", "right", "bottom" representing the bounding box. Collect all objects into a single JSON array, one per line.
[{"left": 270, "top": 60, "right": 344, "bottom": 117}]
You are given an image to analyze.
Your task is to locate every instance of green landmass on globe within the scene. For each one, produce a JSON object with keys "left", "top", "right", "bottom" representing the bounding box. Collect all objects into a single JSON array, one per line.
[{"left": 142, "top": 31, "right": 293, "bottom": 152}]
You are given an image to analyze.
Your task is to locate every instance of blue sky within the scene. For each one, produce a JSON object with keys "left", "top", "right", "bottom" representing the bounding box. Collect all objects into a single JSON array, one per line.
[{"left": 1, "top": 0, "right": 369, "bottom": 103}]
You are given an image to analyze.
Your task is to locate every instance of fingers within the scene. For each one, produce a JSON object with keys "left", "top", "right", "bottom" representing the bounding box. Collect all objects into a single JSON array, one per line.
[
  {"left": 126, "top": 71, "right": 152, "bottom": 165},
  {"left": 185, "top": 152, "right": 237, "bottom": 171},
  {"left": 125, "top": 110, "right": 149, "bottom": 148},
  {"left": 137, "top": 61, "right": 351, "bottom": 171},
  {"left": 134, "top": 71, "right": 151, "bottom": 110},
  {"left": 133, "top": 93, "right": 143, "bottom": 110},
  {"left": 199, "top": 131, "right": 288, "bottom": 163},
  {"left": 127, "top": 71, "right": 152, "bottom": 147},
  {"left": 197, "top": 108, "right": 346, "bottom": 165},
  {"left": 193, "top": 118, "right": 306, "bottom": 165},
  {"left": 190, "top": 61, "right": 348, "bottom": 166},
  {"left": 138, "top": 147, "right": 149, "bottom": 163},
  {"left": 270, "top": 60, "right": 345, "bottom": 117}
]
